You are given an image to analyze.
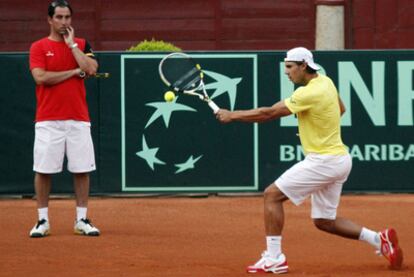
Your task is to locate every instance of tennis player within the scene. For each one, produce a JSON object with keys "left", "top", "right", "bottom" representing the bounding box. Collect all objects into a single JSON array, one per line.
[
  {"left": 28, "top": 0, "right": 100, "bottom": 237},
  {"left": 216, "top": 47, "right": 403, "bottom": 273}
]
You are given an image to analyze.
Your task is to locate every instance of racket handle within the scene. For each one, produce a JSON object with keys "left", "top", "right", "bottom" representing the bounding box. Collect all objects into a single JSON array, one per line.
[
  {"left": 94, "top": 72, "right": 110, "bottom": 78},
  {"left": 208, "top": 100, "right": 220, "bottom": 114}
]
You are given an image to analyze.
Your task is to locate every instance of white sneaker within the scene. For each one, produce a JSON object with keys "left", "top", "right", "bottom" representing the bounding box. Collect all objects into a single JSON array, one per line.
[
  {"left": 29, "top": 219, "right": 50, "bottom": 238},
  {"left": 74, "top": 218, "right": 100, "bottom": 236},
  {"left": 246, "top": 251, "right": 288, "bottom": 274}
]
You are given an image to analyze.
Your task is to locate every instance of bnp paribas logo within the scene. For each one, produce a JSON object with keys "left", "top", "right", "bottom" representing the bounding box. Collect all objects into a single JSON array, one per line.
[
  {"left": 121, "top": 53, "right": 258, "bottom": 192},
  {"left": 137, "top": 70, "right": 242, "bottom": 174}
]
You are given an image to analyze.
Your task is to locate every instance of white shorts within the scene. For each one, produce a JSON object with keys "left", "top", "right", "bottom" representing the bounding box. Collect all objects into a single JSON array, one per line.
[
  {"left": 275, "top": 153, "right": 352, "bottom": 219},
  {"left": 33, "top": 120, "right": 96, "bottom": 174}
]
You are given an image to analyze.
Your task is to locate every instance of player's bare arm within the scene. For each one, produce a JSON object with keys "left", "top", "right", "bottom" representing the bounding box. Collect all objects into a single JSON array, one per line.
[
  {"left": 216, "top": 100, "right": 292, "bottom": 123},
  {"left": 64, "top": 26, "right": 98, "bottom": 75},
  {"left": 31, "top": 67, "right": 82, "bottom": 86}
]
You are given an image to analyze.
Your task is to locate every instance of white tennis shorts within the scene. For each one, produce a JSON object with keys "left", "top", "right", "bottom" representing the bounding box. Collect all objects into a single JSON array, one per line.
[
  {"left": 275, "top": 153, "right": 352, "bottom": 219},
  {"left": 33, "top": 120, "right": 96, "bottom": 174}
]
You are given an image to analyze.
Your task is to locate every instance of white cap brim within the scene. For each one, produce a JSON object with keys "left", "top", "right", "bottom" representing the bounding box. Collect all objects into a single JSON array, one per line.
[{"left": 284, "top": 57, "right": 320, "bottom": 71}]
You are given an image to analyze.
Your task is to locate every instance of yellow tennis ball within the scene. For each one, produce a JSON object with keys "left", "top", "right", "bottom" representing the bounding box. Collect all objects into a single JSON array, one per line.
[{"left": 164, "top": 91, "right": 175, "bottom": 102}]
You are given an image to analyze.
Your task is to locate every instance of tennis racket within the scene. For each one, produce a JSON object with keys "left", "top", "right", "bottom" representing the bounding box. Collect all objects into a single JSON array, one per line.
[
  {"left": 158, "top": 52, "right": 220, "bottom": 113},
  {"left": 94, "top": 72, "right": 110, "bottom": 78},
  {"left": 79, "top": 71, "right": 110, "bottom": 78}
]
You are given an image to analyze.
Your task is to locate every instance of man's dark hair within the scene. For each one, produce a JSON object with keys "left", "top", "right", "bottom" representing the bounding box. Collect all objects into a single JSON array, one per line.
[
  {"left": 295, "top": 61, "right": 317, "bottom": 74},
  {"left": 48, "top": 0, "right": 73, "bottom": 17}
]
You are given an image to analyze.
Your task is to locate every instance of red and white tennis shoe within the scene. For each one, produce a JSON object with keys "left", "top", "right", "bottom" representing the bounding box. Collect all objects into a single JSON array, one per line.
[
  {"left": 246, "top": 251, "right": 288, "bottom": 274},
  {"left": 378, "top": 228, "right": 403, "bottom": 269}
]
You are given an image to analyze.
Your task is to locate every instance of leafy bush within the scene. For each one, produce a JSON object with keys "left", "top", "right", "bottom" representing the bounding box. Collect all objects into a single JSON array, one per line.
[{"left": 127, "top": 38, "right": 181, "bottom": 52}]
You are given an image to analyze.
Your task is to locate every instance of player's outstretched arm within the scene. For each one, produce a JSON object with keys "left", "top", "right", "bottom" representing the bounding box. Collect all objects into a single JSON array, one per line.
[{"left": 216, "top": 100, "right": 292, "bottom": 124}]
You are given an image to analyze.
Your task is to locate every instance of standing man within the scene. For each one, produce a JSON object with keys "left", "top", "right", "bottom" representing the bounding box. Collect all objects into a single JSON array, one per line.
[
  {"left": 29, "top": 0, "right": 100, "bottom": 237},
  {"left": 216, "top": 47, "right": 403, "bottom": 273}
]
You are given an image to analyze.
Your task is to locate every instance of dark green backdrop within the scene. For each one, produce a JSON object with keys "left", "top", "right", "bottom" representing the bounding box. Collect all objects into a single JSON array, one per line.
[{"left": 1, "top": 51, "right": 413, "bottom": 195}]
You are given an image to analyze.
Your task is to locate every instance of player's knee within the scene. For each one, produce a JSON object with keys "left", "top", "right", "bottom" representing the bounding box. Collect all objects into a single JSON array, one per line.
[
  {"left": 313, "top": 218, "right": 335, "bottom": 232},
  {"left": 264, "top": 184, "right": 276, "bottom": 199},
  {"left": 264, "top": 184, "right": 286, "bottom": 202}
]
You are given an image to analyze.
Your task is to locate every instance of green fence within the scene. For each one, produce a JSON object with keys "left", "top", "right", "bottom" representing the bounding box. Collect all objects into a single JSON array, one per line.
[{"left": 1, "top": 51, "right": 413, "bottom": 195}]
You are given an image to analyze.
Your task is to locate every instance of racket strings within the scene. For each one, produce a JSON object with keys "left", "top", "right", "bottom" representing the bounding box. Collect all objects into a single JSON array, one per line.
[
  {"left": 181, "top": 74, "right": 201, "bottom": 90},
  {"left": 172, "top": 66, "right": 200, "bottom": 90}
]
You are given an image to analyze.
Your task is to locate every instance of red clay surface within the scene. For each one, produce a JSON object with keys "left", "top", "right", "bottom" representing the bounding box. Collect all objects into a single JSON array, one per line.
[{"left": 1, "top": 194, "right": 413, "bottom": 277}]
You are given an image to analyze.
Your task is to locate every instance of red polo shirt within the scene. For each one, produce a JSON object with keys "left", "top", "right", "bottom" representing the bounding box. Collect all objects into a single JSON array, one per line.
[{"left": 29, "top": 37, "right": 91, "bottom": 122}]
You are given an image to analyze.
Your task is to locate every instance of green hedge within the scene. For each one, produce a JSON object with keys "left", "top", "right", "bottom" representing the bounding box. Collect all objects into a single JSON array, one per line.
[{"left": 127, "top": 38, "right": 181, "bottom": 52}]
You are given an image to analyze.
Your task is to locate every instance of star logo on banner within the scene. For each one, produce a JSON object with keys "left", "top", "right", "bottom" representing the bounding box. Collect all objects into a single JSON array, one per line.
[
  {"left": 145, "top": 97, "right": 196, "bottom": 128},
  {"left": 204, "top": 70, "right": 242, "bottom": 110},
  {"left": 174, "top": 155, "right": 203, "bottom": 174},
  {"left": 137, "top": 69, "right": 243, "bottom": 174},
  {"left": 136, "top": 135, "right": 166, "bottom": 170}
]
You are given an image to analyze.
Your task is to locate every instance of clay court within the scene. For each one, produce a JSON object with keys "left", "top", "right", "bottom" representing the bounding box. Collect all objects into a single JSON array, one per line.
[{"left": 1, "top": 194, "right": 412, "bottom": 277}]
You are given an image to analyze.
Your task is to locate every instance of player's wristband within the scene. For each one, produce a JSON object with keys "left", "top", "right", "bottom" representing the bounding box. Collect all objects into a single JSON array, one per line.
[{"left": 69, "top": 43, "right": 78, "bottom": 49}]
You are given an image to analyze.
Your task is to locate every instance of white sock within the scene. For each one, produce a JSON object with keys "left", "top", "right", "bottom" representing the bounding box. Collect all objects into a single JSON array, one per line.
[
  {"left": 359, "top": 227, "right": 380, "bottom": 250},
  {"left": 38, "top": 207, "right": 49, "bottom": 221},
  {"left": 266, "top": 236, "right": 282, "bottom": 258},
  {"left": 76, "top": 207, "right": 87, "bottom": 221}
]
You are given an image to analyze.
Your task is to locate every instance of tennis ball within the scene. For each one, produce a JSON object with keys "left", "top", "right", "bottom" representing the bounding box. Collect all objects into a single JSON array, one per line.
[{"left": 164, "top": 91, "right": 175, "bottom": 102}]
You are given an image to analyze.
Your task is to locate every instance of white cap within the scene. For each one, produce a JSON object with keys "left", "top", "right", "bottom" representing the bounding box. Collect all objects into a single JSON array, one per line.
[{"left": 284, "top": 47, "right": 320, "bottom": 70}]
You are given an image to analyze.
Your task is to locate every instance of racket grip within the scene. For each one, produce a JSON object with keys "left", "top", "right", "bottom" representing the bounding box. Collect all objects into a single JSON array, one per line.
[
  {"left": 95, "top": 73, "right": 110, "bottom": 78},
  {"left": 208, "top": 100, "right": 220, "bottom": 114}
]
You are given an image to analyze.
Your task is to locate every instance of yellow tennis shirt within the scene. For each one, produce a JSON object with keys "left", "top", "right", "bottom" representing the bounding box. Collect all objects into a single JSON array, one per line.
[{"left": 284, "top": 74, "right": 348, "bottom": 155}]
